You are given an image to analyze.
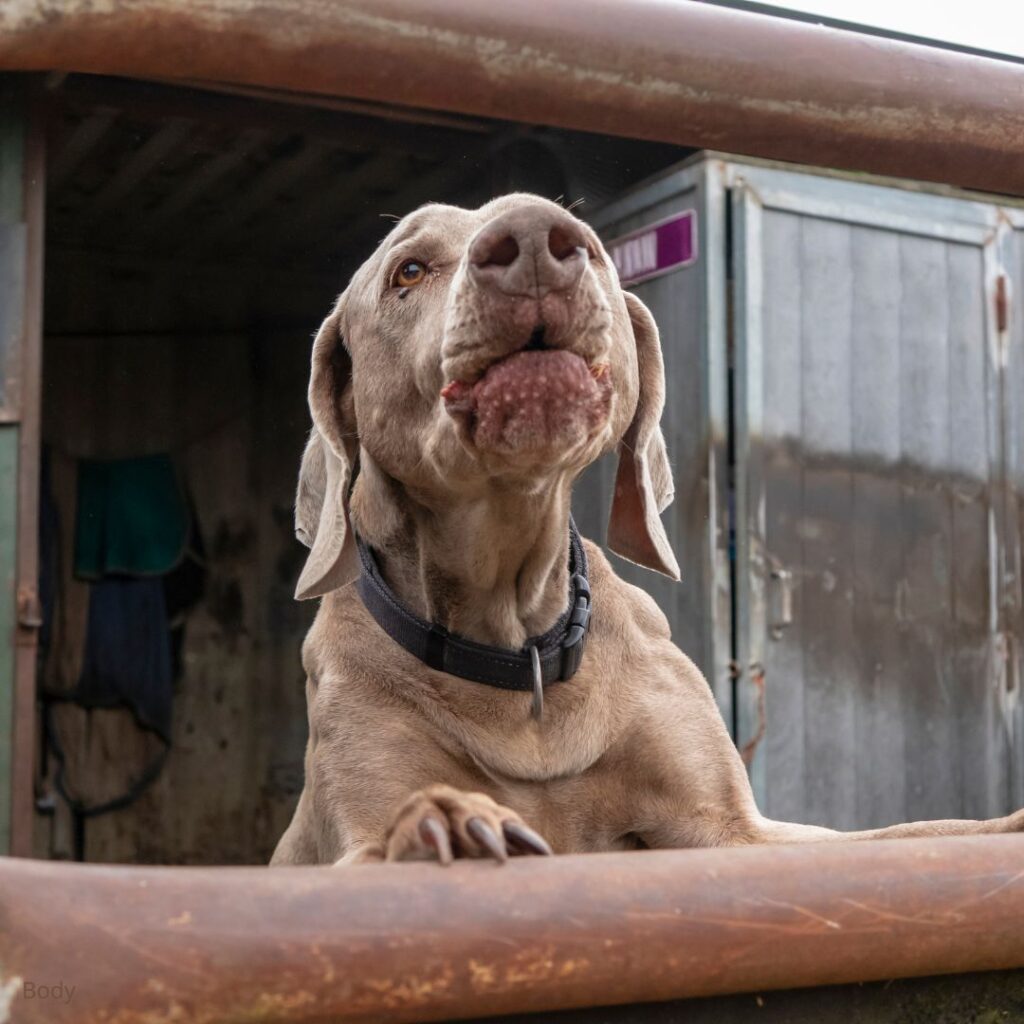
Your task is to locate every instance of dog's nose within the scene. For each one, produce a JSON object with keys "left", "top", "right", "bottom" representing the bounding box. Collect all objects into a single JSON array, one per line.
[{"left": 469, "top": 207, "right": 588, "bottom": 299}]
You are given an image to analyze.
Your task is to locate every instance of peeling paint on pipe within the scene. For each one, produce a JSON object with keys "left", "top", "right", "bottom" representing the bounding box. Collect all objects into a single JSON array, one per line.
[
  {"left": 0, "top": 1, "right": 1023, "bottom": 197},
  {"left": 2, "top": 837, "right": 1024, "bottom": 1022}
]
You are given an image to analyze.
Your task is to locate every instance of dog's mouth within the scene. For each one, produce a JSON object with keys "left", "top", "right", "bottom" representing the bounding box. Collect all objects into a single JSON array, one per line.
[{"left": 441, "top": 332, "right": 611, "bottom": 453}]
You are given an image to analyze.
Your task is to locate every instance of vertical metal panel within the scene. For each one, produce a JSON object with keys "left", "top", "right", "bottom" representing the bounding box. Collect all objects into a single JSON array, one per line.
[
  {"left": 730, "top": 162, "right": 1012, "bottom": 828},
  {"left": 0, "top": 85, "right": 27, "bottom": 854},
  {"left": 0, "top": 427, "right": 14, "bottom": 853},
  {"left": 731, "top": 183, "right": 767, "bottom": 803},
  {"left": 1001, "top": 211, "right": 1024, "bottom": 812},
  {"left": 0, "top": 81, "right": 42, "bottom": 856},
  {"left": 0, "top": 84, "right": 25, "bottom": 422},
  {"left": 0, "top": 221, "right": 25, "bottom": 417},
  {"left": 702, "top": 166, "right": 732, "bottom": 726},
  {"left": 755, "top": 208, "right": 804, "bottom": 819},
  {"left": 795, "top": 216, "right": 858, "bottom": 830},
  {"left": 897, "top": 234, "right": 959, "bottom": 822},
  {"left": 947, "top": 241, "right": 1004, "bottom": 821},
  {"left": 849, "top": 227, "right": 907, "bottom": 829},
  {"left": 584, "top": 163, "right": 730, "bottom": 716},
  {"left": 11, "top": 94, "right": 44, "bottom": 856}
]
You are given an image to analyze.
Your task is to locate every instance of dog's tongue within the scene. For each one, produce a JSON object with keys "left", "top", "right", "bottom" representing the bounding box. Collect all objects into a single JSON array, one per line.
[{"left": 444, "top": 349, "right": 607, "bottom": 450}]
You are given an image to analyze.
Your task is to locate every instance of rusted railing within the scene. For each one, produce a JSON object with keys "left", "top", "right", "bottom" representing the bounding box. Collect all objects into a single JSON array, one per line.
[
  {"left": 1, "top": 0, "right": 1024, "bottom": 197},
  {"left": 2, "top": 835, "right": 1023, "bottom": 1023}
]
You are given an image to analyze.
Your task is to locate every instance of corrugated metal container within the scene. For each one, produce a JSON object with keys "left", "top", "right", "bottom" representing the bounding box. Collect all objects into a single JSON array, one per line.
[{"left": 579, "top": 154, "right": 1024, "bottom": 828}]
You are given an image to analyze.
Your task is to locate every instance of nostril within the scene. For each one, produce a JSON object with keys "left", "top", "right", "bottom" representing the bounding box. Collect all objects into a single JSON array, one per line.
[
  {"left": 475, "top": 233, "right": 520, "bottom": 268},
  {"left": 548, "top": 225, "right": 585, "bottom": 262}
]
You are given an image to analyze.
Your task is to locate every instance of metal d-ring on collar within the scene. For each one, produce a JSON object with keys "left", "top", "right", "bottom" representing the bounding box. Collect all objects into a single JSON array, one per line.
[
  {"left": 530, "top": 645, "right": 543, "bottom": 720},
  {"left": 354, "top": 520, "right": 592, "bottom": 720}
]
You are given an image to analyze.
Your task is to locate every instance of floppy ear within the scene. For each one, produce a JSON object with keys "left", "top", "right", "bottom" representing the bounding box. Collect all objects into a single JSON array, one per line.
[
  {"left": 606, "top": 290, "right": 681, "bottom": 580},
  {"left": 294, "top": 296, "right": 361, "bottom": 600}
]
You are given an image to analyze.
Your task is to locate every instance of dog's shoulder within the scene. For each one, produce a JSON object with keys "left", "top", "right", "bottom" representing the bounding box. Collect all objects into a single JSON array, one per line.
[
  {"left": 301, "top": 584, "right": 355, "bottom": 676},
  {"left": 300, "top": 582, "right": 401, "bottom": 691},
  {"left": 583, "top": 539, "right": 672, "bottom": 645},
  {"left": 583, "top": 537, "right": 714, "bottom": 701}
]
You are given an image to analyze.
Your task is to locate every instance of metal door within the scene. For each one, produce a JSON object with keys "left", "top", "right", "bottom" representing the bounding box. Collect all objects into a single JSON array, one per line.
[
  {"left": 730, "top": 163, "right": 1018, "bottom": 828},
  {"left": 581, "top": 161, "right": 732, "bottom": 718}
]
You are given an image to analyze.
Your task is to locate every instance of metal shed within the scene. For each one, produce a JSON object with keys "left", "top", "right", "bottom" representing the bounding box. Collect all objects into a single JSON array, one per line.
[
  {"left": 578, "top": 153, "right": 1024, "bottom": 828},
  {"left": 0, "top": 73, "right": 684, "bottom": 866}
]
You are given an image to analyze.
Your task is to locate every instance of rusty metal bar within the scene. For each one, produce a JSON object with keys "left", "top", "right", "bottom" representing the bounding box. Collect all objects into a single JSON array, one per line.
[
  {"left": 2, "top": 836, "right": 1024, "bottom": 1022},
  {"left": 2, "top": 1, "right": 1024, "bottom": 197}
]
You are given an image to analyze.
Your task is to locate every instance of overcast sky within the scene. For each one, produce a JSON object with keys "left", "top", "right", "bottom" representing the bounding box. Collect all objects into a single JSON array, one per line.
[{"left": 756, "top": 0, "right": 1024, "bottom": 59}]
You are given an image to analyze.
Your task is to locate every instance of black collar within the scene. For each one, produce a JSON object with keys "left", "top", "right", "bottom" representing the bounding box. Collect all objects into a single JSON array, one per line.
[{"left": 354, "top": 521, "right": 592, "bottom": 719}]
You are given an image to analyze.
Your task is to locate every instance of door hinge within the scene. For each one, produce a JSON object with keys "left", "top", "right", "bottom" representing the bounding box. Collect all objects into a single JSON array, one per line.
[
  {"left": 996, "top": 274, "right": 1010, "bottom": 334},
  {"left": 768, "top": 561, "right": 794, "bottom": 640}
]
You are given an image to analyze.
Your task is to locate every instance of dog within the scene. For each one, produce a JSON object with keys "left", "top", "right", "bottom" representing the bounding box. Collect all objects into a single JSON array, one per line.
[{"left": 271, "top": 193, "right": 1024, "bottom": 866}]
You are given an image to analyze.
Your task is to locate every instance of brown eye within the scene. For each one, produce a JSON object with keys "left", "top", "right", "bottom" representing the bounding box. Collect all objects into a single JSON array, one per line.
[{"left": 395, "top": 260, "right": 427, "bottom": 288}]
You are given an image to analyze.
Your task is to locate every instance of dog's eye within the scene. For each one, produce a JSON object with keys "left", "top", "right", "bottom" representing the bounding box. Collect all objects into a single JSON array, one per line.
[{"left": 395, "top": 260, "right": 428, "bottom": 288}]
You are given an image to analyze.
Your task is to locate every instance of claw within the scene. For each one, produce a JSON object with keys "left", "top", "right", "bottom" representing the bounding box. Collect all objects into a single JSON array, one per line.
[
  {"left": 466, "top": 817, "right": 508, "bottom": 862},
  {"left": 502, "top": 820, "right": 554, "bottom": 857},
  {"left": 419, "top": 816, "right": 453, "bottom": 865}
]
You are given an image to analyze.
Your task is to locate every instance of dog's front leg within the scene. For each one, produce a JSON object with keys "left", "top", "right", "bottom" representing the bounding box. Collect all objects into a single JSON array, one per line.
[
  {"left": 653, "top": 799, "right": 1024, "bottom": 848},
  {"left": 643, "top": 802, "right": 1024, "bottom": 849},
  {"left": 751, "top": 810, "right": 1024, "bottom": 843},
  {"left": 647, "top": 786, "right": 1024, "bottom": 849}
]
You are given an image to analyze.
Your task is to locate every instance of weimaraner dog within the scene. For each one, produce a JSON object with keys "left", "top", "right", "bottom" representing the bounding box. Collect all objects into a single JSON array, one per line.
[{"left": 272, "top": 193, "right": 1024, "bottom": 866}]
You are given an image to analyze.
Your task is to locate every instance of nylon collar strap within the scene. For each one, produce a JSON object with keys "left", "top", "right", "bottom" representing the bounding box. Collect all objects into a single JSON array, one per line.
[{"left": 354, "top": 520, "right": 592, "bottom": 719}]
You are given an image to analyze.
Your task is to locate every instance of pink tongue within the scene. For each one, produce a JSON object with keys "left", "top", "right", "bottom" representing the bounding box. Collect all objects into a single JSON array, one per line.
[
  {"left": 470, "top": 350, "right": 603, "bottom": 448},
  {"left": 477, "top": 348, "right": 590, "bottom": 396}
]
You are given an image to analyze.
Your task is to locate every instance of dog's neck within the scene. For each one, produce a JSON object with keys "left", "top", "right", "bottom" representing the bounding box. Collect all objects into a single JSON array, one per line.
[{"left": 351, "top": 462, "right": 574, "bottom": 648}]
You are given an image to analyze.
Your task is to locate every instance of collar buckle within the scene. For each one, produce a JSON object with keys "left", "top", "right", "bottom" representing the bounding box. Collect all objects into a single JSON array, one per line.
[{"left": 559, "top": 573, "right": 592, "bottom": 681}]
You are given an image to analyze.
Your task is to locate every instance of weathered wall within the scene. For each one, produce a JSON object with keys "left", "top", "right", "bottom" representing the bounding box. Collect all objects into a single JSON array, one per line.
[{"left": 34, "top": 249, "right": 332, "bottom": 863}]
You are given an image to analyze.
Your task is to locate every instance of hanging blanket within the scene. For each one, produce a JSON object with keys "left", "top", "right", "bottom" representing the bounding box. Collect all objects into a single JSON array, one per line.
[
  {"left": 74, "top": 454, "right": 189, "bottom": 579},
  {"left": 76, "top": 577, "right": 174, "bottom": 743},
  {"left": 39, "top": 449, "right": 204, "bottom": 824}
]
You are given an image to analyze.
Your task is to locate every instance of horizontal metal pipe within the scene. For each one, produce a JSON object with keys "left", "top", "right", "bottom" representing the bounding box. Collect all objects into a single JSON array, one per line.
[
  {"left": 1, "top": 1, "right": 1024, "bottom": 197},
  {"left": 2, "top": 836, "right": 1024, "bottom": 1023}
]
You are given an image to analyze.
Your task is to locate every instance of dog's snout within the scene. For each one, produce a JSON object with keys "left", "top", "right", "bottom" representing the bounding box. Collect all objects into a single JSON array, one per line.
[{"left": 469, "top": 208, "right": 588, "bottom": 298}]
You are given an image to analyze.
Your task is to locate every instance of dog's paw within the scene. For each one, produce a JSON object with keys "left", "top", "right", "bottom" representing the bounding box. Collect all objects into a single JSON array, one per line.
[
  {"left": 1004, "top": 808, "right": 1024, "bottom": 832},
  {"left": 385, "top": 784, "right": 553, "bottom": 865}
]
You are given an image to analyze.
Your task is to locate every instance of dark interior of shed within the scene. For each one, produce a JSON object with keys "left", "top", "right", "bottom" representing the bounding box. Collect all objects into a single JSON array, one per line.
[{"left": 32, "top": 73, "right": 687, "bottom": 864}]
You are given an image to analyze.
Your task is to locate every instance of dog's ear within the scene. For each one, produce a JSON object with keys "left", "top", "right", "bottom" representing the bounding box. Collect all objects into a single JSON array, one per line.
[
  {"left": 606, "top": 291, "right": 681, "bottom": 580},
  {"left": 294, "top": 295, "right": 360, "bottom": 600}
]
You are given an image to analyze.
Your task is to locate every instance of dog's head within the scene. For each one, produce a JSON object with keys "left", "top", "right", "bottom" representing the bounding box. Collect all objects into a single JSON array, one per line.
[{"left": 295, "top": 193, "right": 679, "bottom": 599}]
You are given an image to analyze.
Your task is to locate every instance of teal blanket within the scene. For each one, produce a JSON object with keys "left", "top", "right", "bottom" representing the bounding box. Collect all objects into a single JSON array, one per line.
[{"left": 75, "top": 454, "right": 189, "bottom": 579}]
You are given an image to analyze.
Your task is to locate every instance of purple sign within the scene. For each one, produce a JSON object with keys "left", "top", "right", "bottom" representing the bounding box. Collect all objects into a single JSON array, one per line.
[{"left": 606, "top": 210, "right": 698, "bottom": 287}]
